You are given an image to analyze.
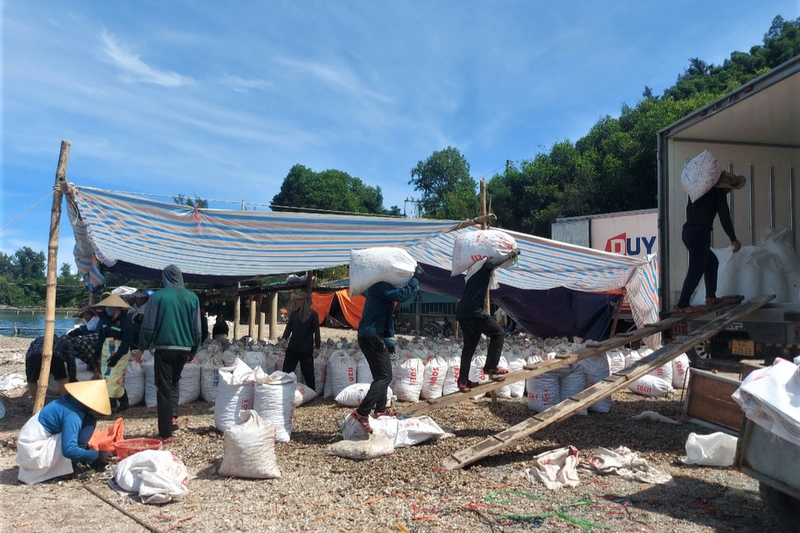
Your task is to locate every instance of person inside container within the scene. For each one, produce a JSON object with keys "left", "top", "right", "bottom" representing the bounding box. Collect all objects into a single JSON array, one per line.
[
  {"left": 280, "top": 291, "right": 321, "bottom": 392},
  {"left": 676, "top": 171, "right": 745, "bottom": 313},
  {"left": 16, "top": 380, "right": 113, "bottom": 484}
]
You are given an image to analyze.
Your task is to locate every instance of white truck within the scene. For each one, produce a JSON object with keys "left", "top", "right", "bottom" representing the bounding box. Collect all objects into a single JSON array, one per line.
[
  {"left": 658, "top": 54, "right": 800, "bottom": 364},
  {"left": 551, "top": 209, "right": 658, "bottom": 258}
]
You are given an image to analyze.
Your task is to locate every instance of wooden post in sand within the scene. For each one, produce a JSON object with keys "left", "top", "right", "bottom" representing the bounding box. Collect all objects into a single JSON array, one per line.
[
  {"left": 268, "top": 293, "right": 278, "bottom": 341},
  {"left": 248, "top": 296, "right": 257, "bottom": 338},
  {"left": 233, "top": 284, "right": 241, "bottom": 341},
  {"left": 258, "top": 295, "right": 266, "bottom": 340},
  {"left": 34, "top": 140, "right": 71, "bottom": 414}
]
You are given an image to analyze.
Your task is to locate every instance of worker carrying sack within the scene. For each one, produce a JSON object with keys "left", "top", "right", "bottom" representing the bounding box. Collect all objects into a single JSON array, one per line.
[
  {"left": 349, "top": 247, "right": 417, "bottom": 297},
  {"left": 681, "top": 150, "right": 722, "bottom": 202},
  {"left": 452, "top": 229, "right": 518, "bottom": 276}
]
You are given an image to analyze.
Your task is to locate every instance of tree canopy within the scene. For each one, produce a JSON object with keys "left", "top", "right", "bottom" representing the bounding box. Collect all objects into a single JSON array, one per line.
[
  {"left": 271, "top": 164, "right": 400, "bottom": 215},
  {"left": 487, "top": 15, "right": 800, "bottom": 237},
  {"left": 409, "top": 146, "right": 478, "bottom": 220}
]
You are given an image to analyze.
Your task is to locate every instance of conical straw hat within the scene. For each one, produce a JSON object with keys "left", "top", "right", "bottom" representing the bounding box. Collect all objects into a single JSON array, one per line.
[
  {"left": 65, "top": 380, "right": 111, "bottom": 415},
  {"left": 93, "top": 293, "right": 131, "bottom": 309}
]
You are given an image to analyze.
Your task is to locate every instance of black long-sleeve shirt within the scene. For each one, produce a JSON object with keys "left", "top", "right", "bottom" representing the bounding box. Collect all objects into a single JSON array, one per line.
[
  {"left": 282, "top": 309, "right": 321, "bottom": 352},
  {"left": 456, "top": 255, "right": 509, "bottom": 320},
  {"left": 684, "top": 188, "right": 737, "bottom": 241},
  {"left": 212, "top": 320, "right": 229, "bottom": 337}
]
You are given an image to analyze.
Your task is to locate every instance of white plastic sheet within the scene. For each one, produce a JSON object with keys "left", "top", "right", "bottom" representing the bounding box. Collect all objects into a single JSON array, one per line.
[{"left": 681, "top": 432, "right": 738, "bottom": 467}]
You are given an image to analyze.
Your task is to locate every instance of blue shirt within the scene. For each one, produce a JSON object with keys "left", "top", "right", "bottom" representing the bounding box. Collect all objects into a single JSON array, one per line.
[
  {"left": 37, "top": 395, "right": 99, "bottom": 463},
  {"left": 358, "top": 278, "right": 419, "bottom": 339}
]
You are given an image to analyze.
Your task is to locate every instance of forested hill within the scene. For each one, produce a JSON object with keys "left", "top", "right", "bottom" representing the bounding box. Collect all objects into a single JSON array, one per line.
[{"left": 487, "top": 15, "right": 800, "bottom": 237}]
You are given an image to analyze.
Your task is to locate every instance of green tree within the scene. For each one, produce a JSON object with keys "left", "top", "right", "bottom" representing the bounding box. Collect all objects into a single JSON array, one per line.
[
  {"left": 56, "top": 263, "right": 86, "bottom": 307},
  {"left": 271, "top": 164, "right": 395, "bottom": 215},
  {"left": 409, "top": 147, "right": 478, "bottom": 220},
  {"left": 0, "top": 247, "right": 47, "bottom": 306},
  {"left": 173, "top": 194, "right": 209, "bottom": 208}
]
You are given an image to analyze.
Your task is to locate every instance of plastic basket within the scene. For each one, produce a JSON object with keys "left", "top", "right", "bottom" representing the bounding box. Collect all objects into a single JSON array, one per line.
[{"left": 113, "top": 438, "right": 162, "bottom": 459}]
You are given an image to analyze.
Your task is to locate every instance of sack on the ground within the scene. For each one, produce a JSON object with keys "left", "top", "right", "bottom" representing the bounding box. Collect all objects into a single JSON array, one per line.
[
  {"left": 214, "top": 358, "right": 255, "bottom": 432},
  {"left": 561, "top": 364, "right": 587, "bottom": 415},
  {"left": 218, "top": 410, "right": 281, "bottom": 479},
  {"left": 451, "top": 229, "right": 518, "bottom": 276},
  {"left": 682, "top": 432, "right": 738, "bottom": 467},
  {"left": 672, "top": 354, "right": 691, "bottom": 389},
  {"left": 335, "top": 383, "right": 393, "bottom": 407},
  {"left": 349, "top": 247, "right": 416, "bottom": 297},
  {"left": 421, "top": 354, "right": 448, "bottom": 400},
  {"left": 681, "top": 150, "right": 722, "bottom": 202},
  {"left": 242, "top": 350, "right": 268, "bottom": 373},
  {"left": 442, "top": 354, "right": 462, "bottom": 396},
  {"left": 253, "top": 369, "right": 295, "bottom": 443},
  {"left": 201, "top": 356, "right": 223, "bottom": 404},
  {"left": 142, "top": 354, "right": 157, "bottom": 408},
  {"left": 342, "top": 412, "right": 448, "bottom": 447},
  {"left": 327, "top": 350, "right": 357, "bottom": 398},
  {"left": 113, "top": 449, "right": 189, "bottom": 504},
  {"left": 178, "top": 361, "right": 201, "bottom": 405},
  {"left": 649, "top": 362, "right": 673, "bottom": 384},
  {"left": 294, "top": 381, "right": 317, "bottom": 407},
  {"left": 314, "top": 354, "right": 327, "bottom": 395},
  {"left": 394, "top": 354, "right": 425, "bottom": 402},
  {"left": 124, "top": 360, "right": 145, "bottom": 406},
  {"left": 628, "top": 375, "right": 673, "bottom": 397},
  {"left": 355, "top": 351, "right": 373, "bottom": 384},
  {"left": 581, "top": 355, "right": 612, "bottom": 413},
  {"left": 606, "top": 349, "right": 626, "bottom": 373},
  {"left": 506, "top": 351, "right": 526, "bottom": 398},
  {"left": 527, "top": 371, "right": 561, "bottom": 413},
  {"left": 328, "top": 433, "right": 394, "bottom": 460}
]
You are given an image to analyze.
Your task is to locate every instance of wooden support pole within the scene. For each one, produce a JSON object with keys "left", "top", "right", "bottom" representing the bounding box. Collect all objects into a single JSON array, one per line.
[
  {"left": 608, "top": 291, "right": 625, "bottom": 339},
  {"left": 248, "top": 296, "right": 257, "bottom": 338},
  {"left": 233, "top": 284, "right": 241, "bottom": 341},
  {"left": 34, "top": 140, "right": 70, "bottom": 414},
  {"left": 480, "top": 179, "right": 490, "bottom": 315},
  {"left": 268, "top": 292, "right": 278, "bottom": 341},
  {"left": 258, "top": 297, "right": 266, "bottom": 341}
]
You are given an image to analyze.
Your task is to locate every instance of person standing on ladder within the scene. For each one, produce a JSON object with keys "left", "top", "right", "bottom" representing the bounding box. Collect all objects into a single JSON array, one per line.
[{"left": 92, "top": 293, "right": 134, "bottom": 413}]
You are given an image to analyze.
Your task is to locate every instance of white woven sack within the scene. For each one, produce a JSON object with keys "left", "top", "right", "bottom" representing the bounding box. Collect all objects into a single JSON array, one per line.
[
  {"left": 442, "top": 354, "right": 462, "bottom": 396},
  {"left": 527, "top": 372, "right": 560, "bottom": 413},
  {"left": 342, "top": 413, "right": 447, "bottom": 447},
  {"left": 294, "top": 381, "right": 317, "bottom": 407},
  {"left": 335, "top": 383, "right": 393, "bottom": 407},
  {"left": 394, "top": 355, "right": 425, "bottom": 402},
  {"left": 581, "top": 355, "right": 612, "bottom": 413},
  {"left": 201, "top": 357, "right": 223, "bottom": 403},
  {"left": 649, "top": 362, "right": 673, "bottom": 384},
  {"left": 214, "top": 358, "right": 255, "bottom": 432},
  {"left": 242, "top": 350, "right": 268, "bottom": 373},
  {"left": 672, "top": 354, "right": 691, "bottom": 389},
  {"left": 114, "top": 450, "right": 189, "bottom": 504},
  {"left": 506, "top": 351, "right": 526, "bottom": 398},
  {"left": 253, "top": 369, "right": 295, "bottom": 443},
  {"left": 355, "top": 352, "right": 373, "bottom": 384},
  {"left": 328, "top": 350, "right": 357, "bottom": 397},
  {"left": 124, "top": 360, "right": 145, "bottom": 406},
  {"left": 193, "top": 348, "right": 209, "bottom": 365},
  {"left": 624, "top": 350, "right": 642, "bottom": 369},
  {"left": 451, "top": 229, "right": 518, "bottom": 276},
  {"left": 218, "top": 410, "right": 281, "bottom": 479},
  {"left": 349, "top": 247, "right": 416, "bottom": 297},
  {"left": 681, "top": 150, "right": 722, "bottom": 202},
  {"left": 628, "top": 375, "right": 673, "bottom": 397},
  {"left": 314, "top": 355, "right": 327, "bottom": 395},
  {"left": 328, "top": 433, "right": 394, "bottom": 460},
  {"left": 177, "top": 361, "right": 201, "bottom": 405},
  {"left": 142, "top": 355, "right": 157, "bottom": 408},
  {"left": 221, "top": 347, "right": 241, "bottom": 366},
  {"left": 420, "top": 355, "right": 447, "bottom": 400},
  {"left": 606, "top": 349, "right": 626, "bottom": 374},
  {"left": 561, "top": 364, "right": 587, "bottom": 415},
  {"left": 494, "top": 356, "right": 512, "bottom": 398},
  {"left": 266, "top": 352, "right": 281, "bottom": 374}
]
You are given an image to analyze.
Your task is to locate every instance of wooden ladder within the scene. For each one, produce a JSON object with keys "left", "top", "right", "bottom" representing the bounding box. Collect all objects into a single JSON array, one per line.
[
  {"left": 397, "top": 295, "right": 744, "bottom": 418},
  {"left": 440, "top": 294, "right": 775, "bottom": 470}
]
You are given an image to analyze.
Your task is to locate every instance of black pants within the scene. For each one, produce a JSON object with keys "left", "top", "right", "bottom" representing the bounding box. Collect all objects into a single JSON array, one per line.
[
  {"left": 356, "top": 336, "right": 392, "bottom": 416},
  {"left": 282, "top": 349, "right": 315, "bottom": 392},
  {"left": 678, "top": 227, "right": 718, "bottom": 308},
  {"left": 154, "top": 349, "right": 190, "bottom": 439},
  {"left": 458, "top": 315, "right": 505, "bottom": 383}
]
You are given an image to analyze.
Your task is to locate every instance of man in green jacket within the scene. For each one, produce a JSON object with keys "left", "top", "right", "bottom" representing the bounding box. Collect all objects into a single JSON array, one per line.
[{"left": 135, "top": 265, "right": 201, "bottom": 443}]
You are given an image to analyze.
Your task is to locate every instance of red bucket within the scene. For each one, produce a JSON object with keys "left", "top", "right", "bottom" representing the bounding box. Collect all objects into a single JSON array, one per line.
[{"left": 113, "top": 438, "right": 162, "bottom": 459}]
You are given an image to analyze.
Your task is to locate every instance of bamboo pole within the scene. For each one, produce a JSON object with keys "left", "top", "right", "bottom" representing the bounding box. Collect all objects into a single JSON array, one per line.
[
  {"left": 248, "top": 296, "right": 257, "bottom": 338},
  {"left": 34, "top": 140, "right": 71, "bottom": 414},
  {"left": 608, "top": 290, "right": 625, "bottom": 339},
  {"left": 258, "top": 296, "right": 266, "bottom": 341},
  {"left": 233, "top": 283, "right": 241, "bottom": 341},
  {"left": 268, "top": 293, "right": 278, "bottom": 341}
]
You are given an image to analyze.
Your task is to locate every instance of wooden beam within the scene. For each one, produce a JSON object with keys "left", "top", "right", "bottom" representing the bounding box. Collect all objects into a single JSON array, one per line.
[
  {"left": 268, "top": 292, "right": 278, "bottom": 341},
  {"left": 440, "top": 294, "right": 774, "bottom": 470},
  {"left": 396, "top": 295, "right": 743, "bottom": 418},
  {"left": 34, "top": 140, "right": 70, "bottom": 414},
  {"left": 446, "top": 213, "right": 497, "bottom": 234}
]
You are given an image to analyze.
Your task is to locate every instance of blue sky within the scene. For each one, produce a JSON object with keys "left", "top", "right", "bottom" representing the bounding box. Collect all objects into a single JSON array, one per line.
[{"left": 2, "top": 0, "right": 798, "bottom": 273}]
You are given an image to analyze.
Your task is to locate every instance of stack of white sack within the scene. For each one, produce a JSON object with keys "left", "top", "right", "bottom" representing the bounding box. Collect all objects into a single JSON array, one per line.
[
  {"left": 214, "top": 358, "right": 255, "bottom": 432},
  {"left": 692, "top": 228, "right": 800, "bottom": 305}
]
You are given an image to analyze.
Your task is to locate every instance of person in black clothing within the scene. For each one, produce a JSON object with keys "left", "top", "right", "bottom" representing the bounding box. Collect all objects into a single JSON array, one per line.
[
  {"left": 676, "top": 171, "right": 745, "bottom": 313},
  {"left": 456, "top": 249, "right": 520, "bottom": 390},
  {"left": 25, "top": 334, "right": 95, "bottom": 399},
  {"left": 212, "top": 314, "right": 229, "bottom": 339},
  {"left": 281, "top": 292, "right": 321, "bottom": 391},
  {"left": 200, "top": 311, "right": 209, "bottom": 343}
]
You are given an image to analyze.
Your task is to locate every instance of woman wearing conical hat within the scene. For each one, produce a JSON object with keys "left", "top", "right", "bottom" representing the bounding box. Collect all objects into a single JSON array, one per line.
[
  {"left": 16, "top": 380, "right": 113, "bottom": 484},
  {"left": 92, "top": 293, "right": 135, "bottom": 413}
]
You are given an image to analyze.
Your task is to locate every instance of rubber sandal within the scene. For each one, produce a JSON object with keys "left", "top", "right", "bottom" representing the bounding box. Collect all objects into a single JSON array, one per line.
[
  {"left": 172, "top": 417, "right": 180, "bottom": 431},
  {"left": 705, "top": 297, "right": 723, "bottom": 306},
  {"left": 457, "top": 380, "right": 480, "bottom": 391},
  {"left": 675, "top": 305, "right": 700, "bottom": 314},
  {"left": 351, "top": 410, "right": 373, "bottom": 434},
  {"left": 374, "top": 408, "right": 396, "bottom": 418},
  {"left": 485, "top": 367, "right": 509, "bottom": 380}
]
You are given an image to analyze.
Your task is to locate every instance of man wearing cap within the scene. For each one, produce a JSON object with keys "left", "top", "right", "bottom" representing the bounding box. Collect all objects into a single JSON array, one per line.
[
  {"left": 280, "top": 291, "right": 321, "bottom": 391},
  {"left": 16, "top": 380, "right": 113, "bottom": 484},
  {"left": 135, "top": 265, "right": 201, "bottom": 443},
  {"left": 676, "top": 171, "right": 745, "bottom": 313},
  {"left": 25, "top": 333, "right": 99, "bottom": 400},
  {"left": 93, "top": 293, "right": 135, "bottom": 412}
]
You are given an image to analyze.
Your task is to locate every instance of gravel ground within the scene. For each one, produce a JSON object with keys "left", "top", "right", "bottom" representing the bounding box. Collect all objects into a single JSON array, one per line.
[{"left": 0, "top": 331, "right": 784, "bottom": 533}]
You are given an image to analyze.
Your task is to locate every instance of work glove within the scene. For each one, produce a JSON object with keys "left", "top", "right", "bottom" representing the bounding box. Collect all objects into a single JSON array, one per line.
[
  {"left": 92, "top": 451, "right": 113, "bottom": 470},
  {"left": 106, "top": 355, "right": 121, "bottom": 368},
  {"left": 509, "top": 248, "right": 521, "bottom": 259},
  {"left": 413, "top": 263, "right": 426, "bottom": 279}
]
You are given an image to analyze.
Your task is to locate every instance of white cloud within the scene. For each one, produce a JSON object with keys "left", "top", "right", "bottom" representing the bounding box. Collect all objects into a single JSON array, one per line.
[
  {"left": 99, "top": 30, "right": 193, "bottom": 87},
  {"left": 222, "top": 74, "right": 274, "bottom": 93},
  {"left": 274, "top": 56, "right": 393, "bottom": 104}
]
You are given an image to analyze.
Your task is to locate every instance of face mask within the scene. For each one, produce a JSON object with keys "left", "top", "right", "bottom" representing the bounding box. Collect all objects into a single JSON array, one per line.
[{"left": 106, "top": 307, "right": 116, "bottom": 316}]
